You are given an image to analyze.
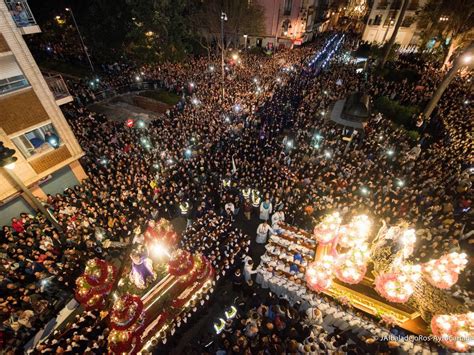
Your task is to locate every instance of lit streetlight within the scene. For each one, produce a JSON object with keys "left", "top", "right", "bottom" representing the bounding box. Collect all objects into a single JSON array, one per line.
[{"left": 220, "top": 12, "right": 228, "bottom": 99}]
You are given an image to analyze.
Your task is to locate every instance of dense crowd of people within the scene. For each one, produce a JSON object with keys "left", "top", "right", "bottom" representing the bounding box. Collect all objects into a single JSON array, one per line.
[{"left": 0, "top": 27, "right": 471, "bottom": 353}]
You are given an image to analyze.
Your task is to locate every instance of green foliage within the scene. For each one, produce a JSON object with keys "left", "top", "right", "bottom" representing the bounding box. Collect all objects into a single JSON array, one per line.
[
  {"left": 406, "top": 130, "right": 420, "bottom": 141},
  {"left": 417, "top": 0, "right": 474, "bottom": 61},
  {"left": 379, "top": 67, "right": 421, "bottom": 83},
  {"left": 139, "top": 90, "right": 181, "bottom": 106},
  {"left": 124, "top": 0, "right": 197, "bottom": 63},
  {"left": 374, "top": 96, "right": 420, "bottom": 130}
]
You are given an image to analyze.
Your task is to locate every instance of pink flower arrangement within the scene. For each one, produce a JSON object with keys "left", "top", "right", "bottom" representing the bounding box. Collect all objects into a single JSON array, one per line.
[
  {"left": 375, "top": 272, "right": 414, "bottom": 303},
  {"left": 422, "top": 252, "right": 468, "bottom": 289},
  {"left": 305, "top": 256, "right": 335, "bottom": 292},
  {"left": 431, "top": 313, "right": 474, "bottom": 352}
]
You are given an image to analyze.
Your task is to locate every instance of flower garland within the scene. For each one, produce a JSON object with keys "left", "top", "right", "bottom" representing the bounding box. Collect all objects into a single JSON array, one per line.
[
  {"left": 422, "top": 252, "right": 468, "bottom": 289},
  {"left": 75, "top": 258, "right": 116, "bottom": 310},
  {"left": 431, "top": 313, "right": 474, "bottom": 352}
]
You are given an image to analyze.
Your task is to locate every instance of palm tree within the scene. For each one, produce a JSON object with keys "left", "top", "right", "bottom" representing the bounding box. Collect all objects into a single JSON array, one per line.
[
  {"left": 379, "top": 0, "right": 409, "bottom": 68},
  {"left": 422, "top": 42, "right": 473, "bottom": 120},
  {"left": 417, "top": 0, "right": 474, "bottom": 68}
]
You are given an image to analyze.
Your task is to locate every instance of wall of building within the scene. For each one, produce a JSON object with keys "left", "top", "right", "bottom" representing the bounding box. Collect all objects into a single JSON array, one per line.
[
  {"left": 0, "top": 2, "right": 85, "bottom": 203},
  {"left": 0, "top": 195, "right": 35, "bottom": 226},
  {"left": 362, "top": 0, "right": 425, "bottom": 47},
  {"left": 40, "top": 166, "right": 80, "bottom": 196},
  {"left": 249, "top": 0, "right": 317, "bottom": 48}
]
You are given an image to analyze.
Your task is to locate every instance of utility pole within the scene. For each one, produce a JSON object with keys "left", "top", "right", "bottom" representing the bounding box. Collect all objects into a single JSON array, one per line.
[
  {"left": 221, "top": 12, "right": 227, "bottom": 100},
  {"left": 65, "top": 7, "right": 95, "bottom": 73}
]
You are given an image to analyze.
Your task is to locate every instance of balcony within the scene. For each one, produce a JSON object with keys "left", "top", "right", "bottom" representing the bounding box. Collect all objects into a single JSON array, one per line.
[
  {"left": 4, "top": 0, "right": 41, "bottom": 34},
  {"left": 44, "top": 74, "right": 73, "bottom": 105}
]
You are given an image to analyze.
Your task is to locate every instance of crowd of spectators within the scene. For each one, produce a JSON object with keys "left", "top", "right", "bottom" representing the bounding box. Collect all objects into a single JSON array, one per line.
[{"left": 0, "top": 29, "right": 470, "bottom": 353}]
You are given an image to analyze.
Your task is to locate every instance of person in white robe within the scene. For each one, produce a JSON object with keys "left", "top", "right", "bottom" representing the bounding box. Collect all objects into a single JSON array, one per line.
[
  {"left": 259, "top": 199, "right": 273, "bottom": 221},
  {"left": 271, "top": 210, "right": 285, "bottom": 228},
  {"left": 243, "top": 259, "right": 257, "bottom": 282},
  {"left": 256, "top": 221, "right": 274, "bottom": 244}
]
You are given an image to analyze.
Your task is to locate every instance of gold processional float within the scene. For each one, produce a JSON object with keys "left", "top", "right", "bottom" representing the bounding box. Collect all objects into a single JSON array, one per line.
[{"left": 304, "top": 212, "right": 472, "bottom": 352}]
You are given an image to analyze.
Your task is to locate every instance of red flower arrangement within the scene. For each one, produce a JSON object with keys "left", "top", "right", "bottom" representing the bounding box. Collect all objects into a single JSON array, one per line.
[
  {"left": 431, "top": 313, "right": 474, "bottom": 352},
  {"left": 168, "top": 249, "right": 194, "bottom": 277},
  {"left": 108, "top": 294, "right": 146, "bottom": 355},
  {"left": 75, "top": 258, "right": 116, "bottom": 310}
]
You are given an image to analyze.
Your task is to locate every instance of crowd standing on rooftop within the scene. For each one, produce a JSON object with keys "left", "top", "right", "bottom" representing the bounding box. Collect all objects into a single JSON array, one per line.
[{"left": 0, "top": 29, "right": 471, "bottom": 353}]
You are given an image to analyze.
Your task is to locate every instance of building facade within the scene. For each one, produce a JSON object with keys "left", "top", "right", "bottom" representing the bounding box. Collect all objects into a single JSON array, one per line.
[
  {"left": 0, "top": 0, "right": 86, "bottom": 225},
  {"left": 362, "top": 0, "right": 425, "bottom": 47},
  {"left": 245, "top": 0, "right": 320, "bottom": 49}
]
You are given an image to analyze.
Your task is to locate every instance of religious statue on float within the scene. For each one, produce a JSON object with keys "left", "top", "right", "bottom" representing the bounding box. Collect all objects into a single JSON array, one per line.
[{"left": 130, "top": 250, "right": 156, "bottom": 289}]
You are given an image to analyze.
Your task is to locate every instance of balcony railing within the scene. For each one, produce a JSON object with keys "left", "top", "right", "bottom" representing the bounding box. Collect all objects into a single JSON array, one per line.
[
  {"left": 44, "top": 74, "right": 72, "bottom": 104},
  {"left": 4, "top": 0, "right": 37, "bottom": 28}
]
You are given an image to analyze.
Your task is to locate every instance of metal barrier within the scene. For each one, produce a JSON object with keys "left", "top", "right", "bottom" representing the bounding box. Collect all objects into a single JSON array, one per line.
[
  {"left": 4, "top": 0, "right": 37, "bottom": 27},
  {"left": 44, "top": 74, "right": 71, "bottom": 100}
]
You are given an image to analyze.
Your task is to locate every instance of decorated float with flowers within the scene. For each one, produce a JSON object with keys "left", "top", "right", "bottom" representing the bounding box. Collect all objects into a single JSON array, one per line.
[{"left": 298, "top": 211, "right": 472, "bottom": 352}]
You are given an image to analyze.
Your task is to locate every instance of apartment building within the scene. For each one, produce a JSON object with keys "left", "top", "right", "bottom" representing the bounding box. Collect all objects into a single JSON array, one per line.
[
  {"left": 0, "top": 0, "right": 86, "bottom": 225},
  {"left": 362, "top": 0, "right": 425, "bottom": 47},
  {"left": 245, "top": 0, "right": 320, "bottom": 49}
]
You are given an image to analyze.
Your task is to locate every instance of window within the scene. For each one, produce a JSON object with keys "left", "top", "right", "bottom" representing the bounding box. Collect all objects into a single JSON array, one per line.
[
  {"left": 391, "top": 0, "right": 402, "bottom": 9},
  {"left": 11, "top": 123, "right": 61, "bottom": 158},
  {"left": 373, "top": 15, "right": 382, "bottom": 25},
  {"left": 408, "top": 0, "right": 419, "bottom": 10},
  {"left": 377, "top": 0, "right": 389, "bottom": 9},
  {"left": 402, "top": 16, "right": 414, "bottom": 27},
  {"left": 284, "top": 0, "right": 292, "bottom": 15},
  {"left": 384, "top": 12, "right": 396, "bottom": 25},
  {"left": 0, "top": 55, "right": 30, "bottom": 95}
]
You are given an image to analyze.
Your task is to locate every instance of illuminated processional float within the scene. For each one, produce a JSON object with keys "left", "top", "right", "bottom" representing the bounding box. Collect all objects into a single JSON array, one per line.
[
  {"left": 75, "top": 218, "right": 215, "bottom": 354},
  {"left": 304, "top": 212, "right": 472, "bottom": 352}
]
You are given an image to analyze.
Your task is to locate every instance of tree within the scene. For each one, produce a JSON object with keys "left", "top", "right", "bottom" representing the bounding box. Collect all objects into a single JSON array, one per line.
[
  {"left": 124, "top": 0, "right": 197, "bottom": 63},
  {"left": 379, "top": 0, "right": 409, "bottom": 68},
  {"left": 417, "top": 0, "right": 474, "bottom": 68},
  {"left": 422, "top": 42, "right": 473, "bottom": 120},
  {"left": 191, "top": 0, "right": 265, "bottom": 55}
]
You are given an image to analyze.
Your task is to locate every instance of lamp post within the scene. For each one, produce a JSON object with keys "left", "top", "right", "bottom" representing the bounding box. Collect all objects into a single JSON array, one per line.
[
  {"left": 65, "top": 7, "right": 95, "bottom": 73},
  {"left": 243, "top": 34, "right": 248, "bottom": 50},
  {"left": 0, "top": 142, "right": 63, "bottom": 232},
  {"left": 423, "top": 43, "right": 474, "bottom": 120},
  {"left": 220, "top": 12, "right": 227, "bottom": 99}
]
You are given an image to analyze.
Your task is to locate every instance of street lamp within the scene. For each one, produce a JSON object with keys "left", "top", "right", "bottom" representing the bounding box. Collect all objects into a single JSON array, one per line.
[
  {"left": 0, "top": 142, "right": 63, "bottom": 232},
  {"left": 65, "top": 7, "right": 95, "bottom": 73},
  {"left": 243, "top": 34, "right": 248, "bottom": 50},
  {"left": 220, "top": 12, "right": 228, "bottom": 99}
]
